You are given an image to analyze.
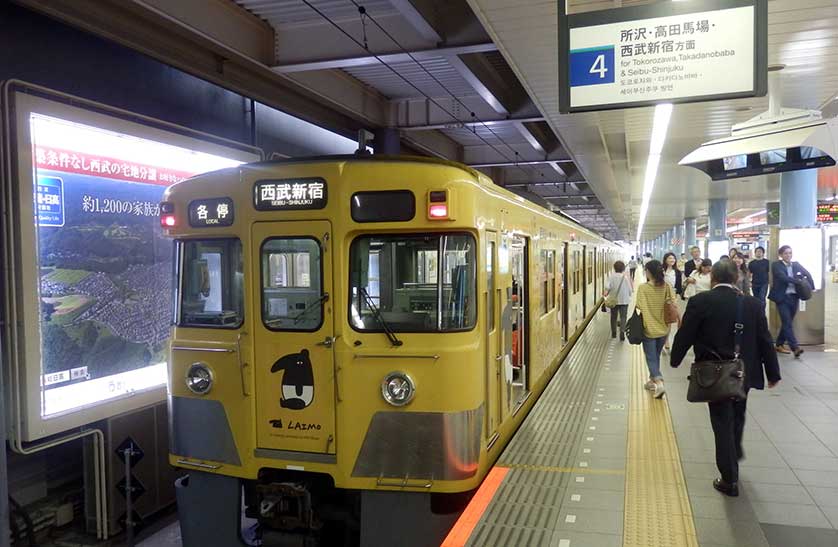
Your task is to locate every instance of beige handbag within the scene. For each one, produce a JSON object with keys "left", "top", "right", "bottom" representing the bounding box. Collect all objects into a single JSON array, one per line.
[{"left": 664, "top": 284, "right": 679, "bottom": 325}]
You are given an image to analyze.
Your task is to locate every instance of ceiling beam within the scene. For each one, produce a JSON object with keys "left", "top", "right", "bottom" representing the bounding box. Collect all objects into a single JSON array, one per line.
[
  {"left": 444, "top": 53, "right": 508, "bottom": 115},
  {"left": 272, "top": 43, "right": 498, "bottom": 73},
  {"left": 468, "top": 159, "right": 575, "bottom": 168},
  {"left": 387, "top": 0, "right": 442, "bottom": 42},
  {"left": 514, "top": 122, "right": 544, "bottom": 154},
  {"left": 398, "top": 115, "right": 544, "bottom": 131}
]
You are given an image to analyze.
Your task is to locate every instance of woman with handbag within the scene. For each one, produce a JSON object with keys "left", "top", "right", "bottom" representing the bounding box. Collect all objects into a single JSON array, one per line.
[
  {"left": 670, "top": 261, "right": 780, "bottom": 496},
  {"left": 635, "top": 259, "right": 677, "bottom": 398},
  {"left": 683, "top": 258, "right": 712, "bottom": 299},
  {"left": 661, "top": 252, "right": 683, "bottom": 353},
  {"left": 603, "top": 260, "right": 633, "bottom": 341}
]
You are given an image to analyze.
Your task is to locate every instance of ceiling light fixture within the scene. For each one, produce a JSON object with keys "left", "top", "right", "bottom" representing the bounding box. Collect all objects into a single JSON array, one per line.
[
  {"left": 741, "top": 209, "right": 767, "bottom": 220},
  {"left": 727, "top": 220, "right": 767, "bottom": 233},
  {"left": 636, "top": 103, "right": 673, "bottom": 241}
]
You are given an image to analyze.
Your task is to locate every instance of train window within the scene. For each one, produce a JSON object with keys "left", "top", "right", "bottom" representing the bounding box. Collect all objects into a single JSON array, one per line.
[
  {"left": 351, "top": 190, "right": 415, "bottom": 222},
  {"left": 261, "top": 238, "right": 323, "bottom": 331},
  {"left": 541, "top": 250, "right": 556, "bottom": 314},
  {"left": 349, "top": 233, "right": 476, "bottom": 332},
  {"left": 178, "top": 239, "right": 243, "bottom": 328}
]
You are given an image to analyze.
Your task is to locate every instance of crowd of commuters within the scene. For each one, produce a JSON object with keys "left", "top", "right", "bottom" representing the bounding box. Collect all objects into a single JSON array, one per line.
[{"left": 604, "top": 243, "right": 816, "bottom": 497}]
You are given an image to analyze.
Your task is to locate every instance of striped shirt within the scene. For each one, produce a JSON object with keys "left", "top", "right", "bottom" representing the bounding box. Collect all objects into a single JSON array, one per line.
[{"left": 635, "top": 282, "right": 673, "bottom": 338}]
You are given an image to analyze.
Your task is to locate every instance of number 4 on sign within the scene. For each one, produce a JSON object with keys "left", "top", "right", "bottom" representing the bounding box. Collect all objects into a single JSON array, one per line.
[{"left": 590, "top": 54, "right": 608, "bottom": 79}]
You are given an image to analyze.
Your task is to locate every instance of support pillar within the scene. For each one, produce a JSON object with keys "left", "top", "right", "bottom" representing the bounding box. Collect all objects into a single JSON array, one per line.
[
  {"left": 780, "top": 170, "right": 817, "bottom": 228},
  {"left": 685, "top": 217, "right": 697, "bottom": 249},
  {"left": 708, "top": 199, "right": 727, "bottom": 241},
  {"left": 675, "top": 223, "right": 685, "bottom": 255}
]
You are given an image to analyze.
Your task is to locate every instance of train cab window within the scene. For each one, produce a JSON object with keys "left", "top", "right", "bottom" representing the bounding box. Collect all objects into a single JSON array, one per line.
[
  {"left": 349, "top": 233, "right": 476, "bottom": 332},
  {"left": 178, "top": 239, "right": 243, "bottom": 328},
  {"left": 261, "top": 238, "right": 323, "bottom": 330}
]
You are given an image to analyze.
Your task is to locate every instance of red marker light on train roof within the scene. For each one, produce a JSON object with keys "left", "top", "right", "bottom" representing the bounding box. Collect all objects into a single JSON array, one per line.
[
  {"left": 161, "top": 215, "right": 176, "bottom": 227},
  {"left": 428, "top": 203, "right": 448, "bottom": 219}
]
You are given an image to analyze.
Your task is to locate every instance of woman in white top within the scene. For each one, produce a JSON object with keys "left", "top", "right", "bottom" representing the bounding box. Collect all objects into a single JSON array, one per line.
[
  {"left": 603, "top": 260, "right": 633, "bottom": 341},
  {"left": 683, "top": 258, "right": 713, "bottom": 298},
  {"left": 661, "top": 252, "right": 683, "bottom": 351}
]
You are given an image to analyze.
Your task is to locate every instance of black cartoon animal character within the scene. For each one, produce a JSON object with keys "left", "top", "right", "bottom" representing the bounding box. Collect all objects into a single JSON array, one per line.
[{"left": 270, "top": 349, "right": 314, "bottom": 410}]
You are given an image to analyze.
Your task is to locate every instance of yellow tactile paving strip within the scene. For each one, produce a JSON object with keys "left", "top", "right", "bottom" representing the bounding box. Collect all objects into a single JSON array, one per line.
[{"left": 623, "top": 345, "right": 699, "bottom": 547}]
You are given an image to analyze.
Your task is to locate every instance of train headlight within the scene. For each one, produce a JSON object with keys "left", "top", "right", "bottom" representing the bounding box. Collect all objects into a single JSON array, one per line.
[
  {"left": 381, "top": 372, "right": 415, "bottom": 406},
  {"left": 185, "top": 362, "right": 214, "bottom": 395}
]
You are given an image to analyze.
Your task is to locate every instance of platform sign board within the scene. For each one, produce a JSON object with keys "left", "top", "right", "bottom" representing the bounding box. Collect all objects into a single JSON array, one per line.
[
  {"left": 817, "top": 201, "right": 838, "bottom": 223},
  {"left": 559, "top": 0, "right": 767, "bottom": 113},
  {"left": 766, "top": 201, "right": 780, "bottom": 226},
  {"left": 3, "top": 84, "right": 261, "bottom": 441}
]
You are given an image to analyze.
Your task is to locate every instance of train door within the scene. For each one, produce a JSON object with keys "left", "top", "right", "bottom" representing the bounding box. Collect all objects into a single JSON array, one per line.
[
  {"left": 562, "top": 243, "right": 569, "bottom": 342},
  {"left": 485, "top": 231, "right": 501, "bottom": 437},
  {"left": 509, "top": 235, "right": 528, "bottom": 406},
  {"left": 582, "top": 245, "right": 590, "bottom": 318},
  {"left": 251, "top": 221, "right": 337, "bottom": 455}
]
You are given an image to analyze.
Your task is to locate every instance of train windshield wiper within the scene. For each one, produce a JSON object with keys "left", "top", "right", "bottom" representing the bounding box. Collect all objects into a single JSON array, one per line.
[{"left": 359, "top": 287, "right": 402, "bottom": 347}]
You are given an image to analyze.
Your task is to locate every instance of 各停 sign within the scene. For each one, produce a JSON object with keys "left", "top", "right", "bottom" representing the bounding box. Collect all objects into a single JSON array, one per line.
[
  {"left": 254, "top": 178, "right": 327, "bottom": 211},
  {"left": 188, "top": 197, "right": 234, "bottom": 227},
  {"left": 560, "top": 1, "right": 767, "bottom": 112},
  {"left": 817, "top": 201, "right": 838, "bottom": 223}
]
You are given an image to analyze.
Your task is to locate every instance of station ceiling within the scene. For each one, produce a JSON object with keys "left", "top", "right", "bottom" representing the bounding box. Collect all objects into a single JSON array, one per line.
[
  {"left": 465, "top": 0, "right": 838, "bottom": 241},
  {"left": 18, "top": 0, "right": 838, "bottom": 243}
]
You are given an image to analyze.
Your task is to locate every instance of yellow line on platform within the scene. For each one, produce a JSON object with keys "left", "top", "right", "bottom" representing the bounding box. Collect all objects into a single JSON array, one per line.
[
  {"left": 501, "top": 463, "right": 625, "bottom": 475},
  {"left": 623, "top": 346, "right": 698, "bottom": 547}
]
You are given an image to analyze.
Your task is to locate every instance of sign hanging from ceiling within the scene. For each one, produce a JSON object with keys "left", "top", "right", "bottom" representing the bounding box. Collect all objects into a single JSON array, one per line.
[{"left": 559, "top": 0, "right": 767, "bottom": 113}]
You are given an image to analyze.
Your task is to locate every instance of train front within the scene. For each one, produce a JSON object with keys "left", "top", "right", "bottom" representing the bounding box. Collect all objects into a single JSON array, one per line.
[{"left": 160, "top": 159, "right": 488, "bottom": 546}]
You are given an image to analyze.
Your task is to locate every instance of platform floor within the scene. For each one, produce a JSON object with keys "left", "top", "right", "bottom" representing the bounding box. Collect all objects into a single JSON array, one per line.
[{"left": 447, "top": 303, "right": 838, "bottom": 547}]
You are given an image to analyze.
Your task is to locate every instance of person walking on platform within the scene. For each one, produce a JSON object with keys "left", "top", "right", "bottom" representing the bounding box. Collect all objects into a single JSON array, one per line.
[
  {"left": 635, "top": 260, "right": 675, "bottom": 399},
  {"left": 683, "top": 258, "right": 712, "bottom": 299},
  {"left": 768, "top": 245, "right": 814, "bottom": 358},
  {"left": 684, "top": 246, "right": 703, "bottom": 278},
  {"left": 628, "top": 256, "right": 638, "bottom": 281},
  {"left": 749, "top": 246, "right": 770, "bottom": 306},
  {"left": 677, "top": 253, "right": 687, "bottom": 272},
  {"left": 670, "top": 261, "right": 780, "bottom": 497},
  {"left": 732, "top": 252, "right": 751, "bottom": 295},
  {"left": 661, "top": 252, "right": 683, "bottom": 352},
  {"left": 604, "top": 260, "right": 633, "bottom": 341}
]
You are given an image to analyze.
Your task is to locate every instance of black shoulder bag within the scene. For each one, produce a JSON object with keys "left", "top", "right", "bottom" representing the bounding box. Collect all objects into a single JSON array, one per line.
[{"left": 686, "top": 296, "right": 747, "bottom": 403}]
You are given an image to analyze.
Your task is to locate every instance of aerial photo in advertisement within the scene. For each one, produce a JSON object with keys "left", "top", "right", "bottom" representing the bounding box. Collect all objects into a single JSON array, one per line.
[{"left": 31, "top": 114, "right": 244, "bottom": 416}]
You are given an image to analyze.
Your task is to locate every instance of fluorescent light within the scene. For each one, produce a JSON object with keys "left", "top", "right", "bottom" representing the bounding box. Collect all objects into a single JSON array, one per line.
[
  {"left": 635, "top": 103, "right": 673, "bottom": 241},
  {"left": 727, "top": 220, "right": 766, "bottom": 233},
  {"left": 742, "top": 209, "right": 767, "bottom": 220}
]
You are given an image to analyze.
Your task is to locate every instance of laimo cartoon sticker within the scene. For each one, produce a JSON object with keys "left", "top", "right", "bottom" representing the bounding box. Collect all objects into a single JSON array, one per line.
[{"left": 270, "top": 349, "right": 314, "bottom": 410}]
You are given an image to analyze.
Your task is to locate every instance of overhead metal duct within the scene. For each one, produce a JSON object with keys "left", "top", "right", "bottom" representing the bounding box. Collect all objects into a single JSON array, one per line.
[{"left": 680, "top": 67, "right": 838, "bottom": 180}]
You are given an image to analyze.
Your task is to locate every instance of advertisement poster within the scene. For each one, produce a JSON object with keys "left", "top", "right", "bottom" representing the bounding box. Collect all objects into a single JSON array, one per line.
[{"left": 30, "top": 114, "right": 244, "bottom": 416}]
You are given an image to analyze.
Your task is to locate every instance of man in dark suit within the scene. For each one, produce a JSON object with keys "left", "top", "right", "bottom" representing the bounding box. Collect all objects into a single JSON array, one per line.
[
  {"left": 767, "top": 245, "right": 814, "bottom": 357},
  {"left": 683, "top": 245, "right": 703, "bottom": 278},
  {"left": 670, "top": 261, "right": 781, "bottom": 497}
]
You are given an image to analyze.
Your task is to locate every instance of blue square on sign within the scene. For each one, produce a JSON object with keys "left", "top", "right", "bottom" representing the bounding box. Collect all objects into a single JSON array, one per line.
[
  {"left": 569, "top": 46, "right": 615, "bottom": 87},
  {"left": 36, "top": 175, "right": 64, "bottom": 227}
]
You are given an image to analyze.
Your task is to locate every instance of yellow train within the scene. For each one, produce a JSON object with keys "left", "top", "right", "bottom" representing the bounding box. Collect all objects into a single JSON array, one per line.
[{"left": 161, "top": 155, "right": 621, "bottom": 546}]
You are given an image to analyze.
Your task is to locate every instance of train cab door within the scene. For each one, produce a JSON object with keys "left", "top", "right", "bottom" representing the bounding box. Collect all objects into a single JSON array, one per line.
[
  {"left": 251, "top": 221, "right": 337, "bottom": 455},
  {"left": 484, "top": 231, "right": 501, "bottom": 438}
]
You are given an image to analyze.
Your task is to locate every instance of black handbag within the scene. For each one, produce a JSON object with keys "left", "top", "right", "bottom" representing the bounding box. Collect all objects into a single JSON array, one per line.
[
  {"left": 625, "top": 309, "right": 644, "bottom": 345},
  {"left": 794, "top": 271, "right": 813, "bottom": 301},
  {"left": 686, "top": 296, "right": 747, "bottom": 403}
]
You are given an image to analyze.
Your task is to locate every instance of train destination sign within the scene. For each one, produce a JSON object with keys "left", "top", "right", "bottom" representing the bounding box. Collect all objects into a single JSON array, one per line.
[
  {"left": 254, "top": 178, "right": 327, "bottom": 211},
  {"left": 188, "top": 197, "right": 234, "bottom": 227},
  {"left": 559, "top": 0, "right": 767, "bottom": 112},
  {"left": 817, "top": 201, "right": 838, "bottom": 223}
]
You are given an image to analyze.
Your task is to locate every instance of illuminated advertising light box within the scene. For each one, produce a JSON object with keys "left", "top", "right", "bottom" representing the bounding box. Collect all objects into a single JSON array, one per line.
[
  {"left": 779, "top": 228, "right": 823, "bottom": 291},
  {"left": 707, "top": 240, "right": 730, "bottom": 262},
  {"left": 2, "top": 84, "right": 261, "bottom": 441}
]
